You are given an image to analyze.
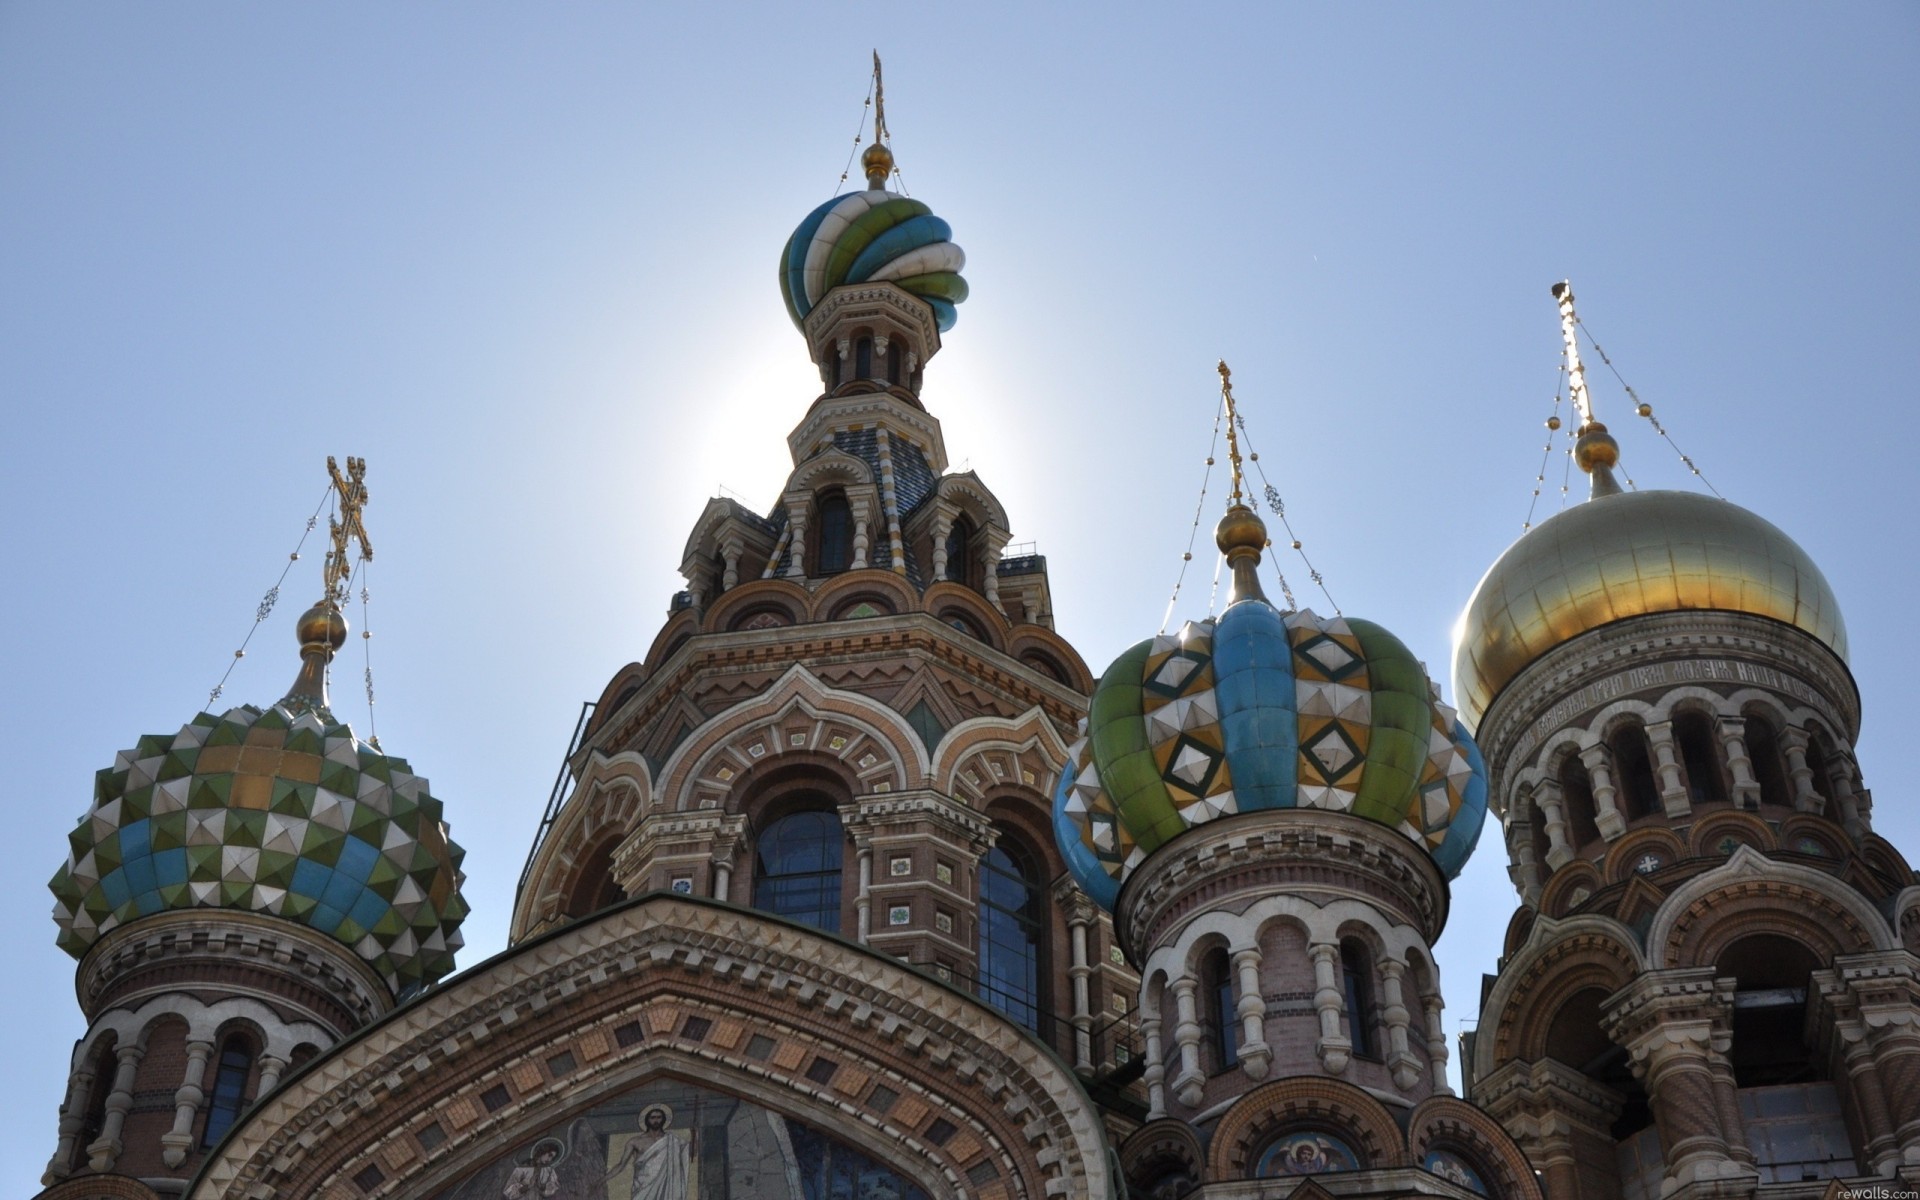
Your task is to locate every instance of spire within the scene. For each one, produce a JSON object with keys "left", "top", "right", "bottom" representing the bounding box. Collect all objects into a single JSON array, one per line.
[
  {"left": 1213, "top": 361, "right": 1270, "bottom": 605},
  {"left": 284, "top": 456, "right": 373, "bottom": 712},
  {"left": 1553, "top": 280, "right": 1623, "bottom": 498},
  {"left": 861, "top": 51, "right": 894, "bottom": 190}
]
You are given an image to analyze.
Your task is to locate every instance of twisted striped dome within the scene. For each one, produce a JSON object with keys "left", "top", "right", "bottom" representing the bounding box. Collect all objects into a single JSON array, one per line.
[
  {"left": 1053, "top": 603, "right": 1489, "bottom": 910},
  {"left": 780, "top": 189, "right": 968, "bottom": 332}
]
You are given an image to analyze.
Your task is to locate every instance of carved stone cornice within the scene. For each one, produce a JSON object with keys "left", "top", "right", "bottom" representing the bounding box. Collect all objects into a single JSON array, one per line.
[
  {"left": 591, "top": 615, "right": 1087, "bottom": 758},
  {"left": 1115, "top": 809, "right": 1450, "bottom": 958},
  {"left": 845, "top": 787, "right": 995, "bottom": 849},
  {"left": 1474, "top": 1056, "right": 1625, "bottom": 1134},
  {"left": 77, "top": 908, "right": 390, "bottom": 1036},
  {"left": 1477, "top": 611, "right": 1860, "bottom": 816},
  {"left": 189, "top": 895, "right": 1114, "bottom": 1199}
]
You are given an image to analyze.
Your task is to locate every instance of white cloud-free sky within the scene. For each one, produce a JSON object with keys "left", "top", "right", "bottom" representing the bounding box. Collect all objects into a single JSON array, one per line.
[{"left": 3, "top": 4, "right": 1915, "bottom": 1190}]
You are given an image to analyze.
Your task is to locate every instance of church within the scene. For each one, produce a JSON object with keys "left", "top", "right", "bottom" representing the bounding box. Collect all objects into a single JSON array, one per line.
[{"left": 34, "top": 75, "right": 1919, "bottom": 1200}]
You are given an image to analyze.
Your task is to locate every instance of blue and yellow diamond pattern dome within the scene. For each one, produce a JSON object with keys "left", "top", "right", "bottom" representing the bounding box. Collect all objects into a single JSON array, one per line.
[
  {"left": 49, "top": 701, "right": 467, "bottom": 997},
  {"left": 1053, "top": 600, "right": 1488, "bottom": 910},
  {"left": 779, "top": 182, "right": 969, "bottom": 333}
]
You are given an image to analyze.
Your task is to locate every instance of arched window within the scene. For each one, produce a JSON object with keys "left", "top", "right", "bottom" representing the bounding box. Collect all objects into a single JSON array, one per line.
[
  {"left": 1558, "top": 755, "right": 1603, "bottom": 848},
  {"left": 1744, "top": 713, "right": 1792, "bottom": 808},
  {"left": 1340, "top": 940, "right": 1376, "bottom": 1060},
  {"left": 816, "top": 493, "right": 853, "bottom": 575},
  {"left": 1202, "top": 947, "right": 1238, "bottom": 1072},
  {"left": 979, "top": 838, "right": 1046, "bottom": 1032},
  {"left": 202, "top": 1033, "right": 255, "bottom": 1147},
  {"left": 1674, "top": 712, "right": 1726, "bottom": 805},
  {"left": 854, "top": 336, "right": 873, "bottom": 380},
  {"left": 1610, "top": 725, "right": 1661, "bottom": 820},
  {"left": 885, "top": 341, "right": 903, "bottom": 385},
  {"left": 77, "top": 1038, "right": 118, "bottom": 1164},
  {"left": 944, "top": 516, "right": 974, "bottom": 585},
  {"left": 754, "top": 809, "right": 844, "bottom": 933}
]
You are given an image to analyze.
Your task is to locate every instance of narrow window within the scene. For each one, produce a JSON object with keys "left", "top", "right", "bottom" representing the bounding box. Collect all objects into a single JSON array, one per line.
[
  {"left": 1805, "top": 736, "right": 1836, "bottom": 805},
  {"left": 817, "top": 493, "right": 852, "bottom": 575},
  {"left": 1559, "top": 756, "right": 1602, "bottom": 848},
  {"left": 1744, "top": 714, "right": 1792, "bottom": 807},
  {"left": 1341, "top": 941, "right": 1376, "bottom": 1060},
  {"left": 754, "top": 809, "right": 844, "bottom": 933},
  {"left": 1674, "top": 712, "right": 1727, "bottom": 804},
  {"left": 1610, "top": 725, "right": 1661, "bottom": 819},
  {"left": 202, "top": 1035, "right": 255, "bottom": 1147},
  {"left": 885, "top": 342, "right": 903, "bottom": 385},
  {"left": 979, "top": 838, "right": 1046, "bottom": 1032},
  {"left": 855, "top": 336, "right": 873, "bottom": 380},
  {"left": 945, "top": 516, "right": 974, "bottom": 585},
  {"left": 1204, "top": 948, "right": 1238, "bottom": 1070}
]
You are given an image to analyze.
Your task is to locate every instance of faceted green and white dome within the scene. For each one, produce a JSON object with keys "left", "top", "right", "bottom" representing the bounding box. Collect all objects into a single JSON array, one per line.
[
  {"left": 1052, "top": 505, "right": 1488, "bottom": 910},
  {"left": 49, "top": 700, "right": 466, "bottom": 997}
]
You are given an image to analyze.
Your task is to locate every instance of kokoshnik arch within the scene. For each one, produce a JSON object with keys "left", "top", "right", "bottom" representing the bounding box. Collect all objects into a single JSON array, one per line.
[{"left": 34, "top": 62, "right": 1920, "bottom": 1200}]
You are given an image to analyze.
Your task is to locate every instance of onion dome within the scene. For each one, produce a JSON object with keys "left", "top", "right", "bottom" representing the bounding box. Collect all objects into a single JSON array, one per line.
[
  {"left": 778, "top": 143, "right": 969, "bottom": 333},
  {"left": 1451, "top": 489, "right": 1847, "bottom": 731},
  {"left": 1054, "top": 505, "right": 1488, "bottom": 910},
  {"left": 48, "top": 697, "right": 467, "bottom": 996}
]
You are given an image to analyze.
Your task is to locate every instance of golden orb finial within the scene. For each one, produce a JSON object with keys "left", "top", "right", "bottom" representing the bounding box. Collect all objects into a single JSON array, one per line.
[
  {"left": 282, "top": 456, "right": 373, "bottom": 713},
  {"left": 862, "top": 142, "right": 894, "bottom": 191}
]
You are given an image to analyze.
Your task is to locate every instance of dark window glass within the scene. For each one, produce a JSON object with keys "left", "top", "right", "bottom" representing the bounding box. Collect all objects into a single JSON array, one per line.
[
  {"left": 1805, "top": 737, "right": 1835, "bottom": 804},
  {"left": 945, "top": 516, "right": 974, "bottom": 585},
  {"left": 1744, "top": 715, "right": 1791, "bottom": 808},
  {"left": 1675, "top": 712, "right": 1727, "bottom": 804},
  {"left": 202, "top": 1037, "right": 254, "bottom": 1147},
  {"left": 1559, "top": 756, "right": 1602, "bottom": 848},
  {"left": 1341, "top": 941, "right": 1376, "bottom": 1060},
  {"left": 1611, "top": 726, "right": 1661, "bottom": 819},
  {"left": 855, "top": 336, "right": 873, "bottom": 380},
  {"left": 886, "top": 342, "right": 903, "bottom": 385},
  {"left": 754, "top": 809, "right": 843, "bottom": 933},
  {"left": 1206, "top": 948, "right": 1238, "bottom": 1070},
  {"left": 817, "top": 494, "right": 852, "bottom": 575},
  {"left": 979, "top": 841, "right": 1044, "bottom": 1031}
]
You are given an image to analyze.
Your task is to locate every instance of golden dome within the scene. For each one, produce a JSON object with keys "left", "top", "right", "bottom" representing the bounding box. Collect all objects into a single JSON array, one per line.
[{"left": 1451, "top": 490, "right": 1847, "bottom": 730}]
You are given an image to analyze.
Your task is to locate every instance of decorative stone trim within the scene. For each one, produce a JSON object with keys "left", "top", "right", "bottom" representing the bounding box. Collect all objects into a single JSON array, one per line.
[
  {"left": 191, "top": 895, "right": 1114, "bottom": 1199},
  {"left": 1406, "top": 1094, "right": 1545, "bottom": 1200},
  {"left": 1205, "top": 1075, "right": 1409, "bottom": 1180},
  {"left": 78, "top": 909, "right": 389, "bottom": 1035},
  {"left": 1118, "top": 809, "right": 1449, "bottom": 959}
]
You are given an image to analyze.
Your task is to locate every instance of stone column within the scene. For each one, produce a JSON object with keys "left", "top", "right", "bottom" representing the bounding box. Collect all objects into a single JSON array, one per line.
[
  {"left": 85, "top": 1043, "right": 144, "bottom": 1171},
  {"left": 1378, "top": 957, "right": 1424, "bottom": 1091},
  {"left": 1231, "top": 947, "right": 1272, "bottom": 1080},
  {"left": 719, "top": 539, "right": 742, "bottom": 591},
  {"left": 1604, "top": 969, "right": 1755, "bottom": 1192},
  {"left": 1061, "top": 886, "right": 1096, "bottom": 1072},
  {"left": 1832, "top": 1015, "right": 1902, "bottom": 1176},
  {"left": 783, "top": 506, "right": 809, "bottom": 580},
  {"left": 929, "top": 505, "right": 955, "bottom": 582},
  {"left": 1506, "top": 819, "right": 1543, "bottom": 907},
  {"left": 1716, "top": 716, "right": 1761, "bottom": 808},
  {"left": 1532, "top": 780, "right": 1573, "bottom": 869},
  {"left": 1309, "top": 943, "right": 1352, "bottom": 1073},
  {"left": 1170, "top": 976, "right": 1206, "bottom": 1107},
  {"left": 1419, "top": 975, "right": 1451, "bottom": 1096},
  {"left": 1705, "top": 979, "right": 1754, "bottom": 1166},
  {"left": 1833, "top": 956, "right": 1920, "bottom": 1168},
  {"left": 854, "top": 843, "right": 873, "bottom": 943},
  {"left": 257, "top": 1053, "right": 288, "bottom": 1098},
  {"left": 160, "top": 1039, "right": 215, "bottom": 1167},
  {"left": 873, "top": 334, "right": 891, "bottom": 382},
  {"left": 43, "top": 1061, "right": 96, "bottom": 1182},
  {"left": 712, "top": 859, "right": 732, "bottom": 901},
  {"left": 1779, "top": 727, "right": 1823, "bottom": 812},
  {"left": 849, "top": 494, "right": 871, "bottom": 571},
  {"left": 982, "top": 530, "right": 1010, "bottom": 611},
  {"left": 1643, "top": 720, "right": 1692, "bottom": 815},
  {"left": 1141, "top": 1007, "right": 1168, "bottom": 1120},
  {"left": 1579, "top": 744, "right": 1627, "bottom": 839},
  {"left": 1825, "top": 749, "right": 1867, "bottom": 838}
]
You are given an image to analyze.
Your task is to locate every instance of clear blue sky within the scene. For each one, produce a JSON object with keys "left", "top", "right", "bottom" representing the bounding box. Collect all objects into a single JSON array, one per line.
[{"left": 3, "top": 5, "right": 1915, "bottom": 1190}]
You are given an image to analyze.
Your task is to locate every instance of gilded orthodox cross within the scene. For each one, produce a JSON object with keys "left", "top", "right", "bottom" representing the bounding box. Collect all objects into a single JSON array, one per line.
[
  {"left": 323, "top": 455, "right": 373, "bottom": 607},
  {"left": 1217, "top": 360, "right": 1247, "bottom": 506}
]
